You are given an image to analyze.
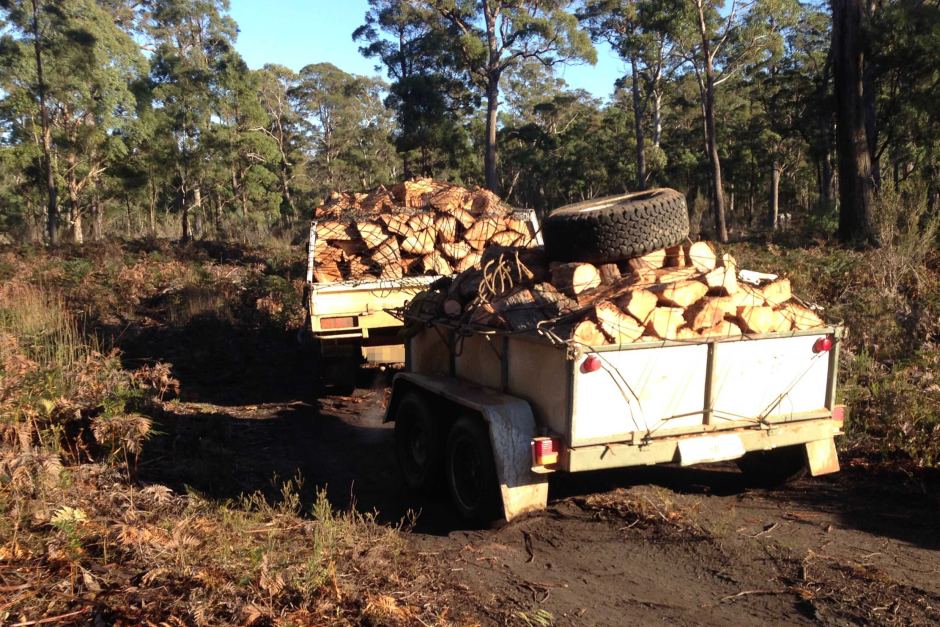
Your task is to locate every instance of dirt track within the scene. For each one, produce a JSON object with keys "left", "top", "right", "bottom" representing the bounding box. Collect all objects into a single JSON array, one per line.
[{"left": 132, "top": 341, "right": 940, "bottom": 627}]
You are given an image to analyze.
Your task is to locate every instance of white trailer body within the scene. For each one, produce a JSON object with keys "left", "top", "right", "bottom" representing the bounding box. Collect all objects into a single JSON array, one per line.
[{"left": 388, "top": 322, "right": 844, "bottom": 520}]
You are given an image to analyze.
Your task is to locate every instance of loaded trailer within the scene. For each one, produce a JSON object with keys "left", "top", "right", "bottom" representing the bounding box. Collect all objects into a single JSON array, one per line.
[
  {"left": 386, "top": 317, "right": 845, "bottom": 522},
  {"left": 304, "top": 209, "right": 542, "bottom": 391}
]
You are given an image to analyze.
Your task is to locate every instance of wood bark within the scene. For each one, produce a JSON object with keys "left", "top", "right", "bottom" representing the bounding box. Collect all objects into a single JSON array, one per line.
[
  {"left": 832, "top": 0, "right": 876, "bottom": 243},
  {"left": 31, "top": 0, "right": 57, "bottom": 244}
]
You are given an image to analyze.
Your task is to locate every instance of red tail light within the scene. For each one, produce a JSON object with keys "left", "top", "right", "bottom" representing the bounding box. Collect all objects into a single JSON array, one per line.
[
  {"left": 321, "top": 316, "right": 356, "bottom": 330},
  {"left": 813, "top": 336, "right": 833, "bottom": 353},
  {"left": 531, "top": 436, "right": 560, "bottom": 467},
  {"left": 581, "top": 354, "right": 602, "bottom": 373}
]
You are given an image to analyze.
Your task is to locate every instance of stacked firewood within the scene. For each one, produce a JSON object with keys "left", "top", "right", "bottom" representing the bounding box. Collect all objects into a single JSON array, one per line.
[
  {"left": 311, "top": 178, "right": 537, "bottom": 283},
  {"left": 410, "top": 240, "right": 827, "bottom": 344}
]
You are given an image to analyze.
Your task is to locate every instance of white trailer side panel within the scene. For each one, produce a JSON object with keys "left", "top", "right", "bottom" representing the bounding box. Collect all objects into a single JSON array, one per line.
[
  {"left": 711, "top": 334, "right": 830, "bottom": 422},
  {"left": 570, "top": 344, "right": 708, "bottom": 447}
]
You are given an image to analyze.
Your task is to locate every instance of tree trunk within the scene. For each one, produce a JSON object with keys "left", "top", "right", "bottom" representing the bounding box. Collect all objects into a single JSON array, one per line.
[
  {"left": 31, "top": 0, "right": 57, "bottom": 244},
  {"left": 193, "top": 185, "right": 203, "bottom": 239},
  {"left": 832, "top": 0, "right": 876, "bottom": 243},
  {"left": 769, "top": 162, "right": 781, "bottom": 230},
  {"left": 66, "top": 165, "right": 83, "bottom": 245},
  {"left": 484, "top": 75, "right": 500, "bottom": 193},
  {"left": 630, "top": 57, "right": 647, "bottom": 190},
  {"left": 704, "top": 76, "right": 728, "bottom": 242},
  {"left": 652, "top": 90, "right": 663, "bottom": 147},
  {"left": 180, "top": 180, "right": 190, "bottom": 242}
]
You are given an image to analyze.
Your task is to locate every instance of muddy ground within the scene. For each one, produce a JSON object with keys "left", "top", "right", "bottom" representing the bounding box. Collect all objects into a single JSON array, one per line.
[{"left": 121, "top": 320, "right": 940, "bottom": 627}]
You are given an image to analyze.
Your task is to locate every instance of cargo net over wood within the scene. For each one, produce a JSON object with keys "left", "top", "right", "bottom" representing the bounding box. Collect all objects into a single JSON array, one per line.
[
  {"left": 311, "top": 178, "right": 538, "bottom": 283},
  {"left": 406, "top": 193, "right": 829, "bottom": 345}
]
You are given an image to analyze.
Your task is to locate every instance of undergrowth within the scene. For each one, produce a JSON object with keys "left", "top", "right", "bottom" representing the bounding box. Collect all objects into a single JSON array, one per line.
[{"left": 0, "top": 240, "right": 456, "bottom": 625}]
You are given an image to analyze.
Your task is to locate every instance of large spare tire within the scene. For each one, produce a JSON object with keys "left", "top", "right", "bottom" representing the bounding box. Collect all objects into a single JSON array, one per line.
[{"left": 542, "top": 188, "right": 689, "bottom": 263}]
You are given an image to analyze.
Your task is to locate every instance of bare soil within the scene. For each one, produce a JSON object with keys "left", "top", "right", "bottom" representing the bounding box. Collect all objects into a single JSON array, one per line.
[{"left": 134, "top": 337, "right": 940, "bottom": 626}]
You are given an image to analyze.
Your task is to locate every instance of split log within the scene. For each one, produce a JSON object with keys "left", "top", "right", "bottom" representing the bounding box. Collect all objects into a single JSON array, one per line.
[
  {"left": 408, "top": 213, "right": 436, "bottom": 233},
  {"left": 330, "top": 239, "right": 368, "bottom": 257},
  {"left": 347, "top": 257, "right": 375, "bottom": 279},
  {"left": 441, "top": 241, "right": 471, "bottom": 262},
  {"left": 684, "top": 241, "right": 717, "bottom": 272},
  {"left": 685, "top": 297, "right": 730, "bottom": 331},
  {"left": 772, "top": 309, "right": 793, "bottom": 333},
  {"left": 506, "top": 217, "right": 530, "bottom": 235},
  {"left": 435, "top": 214, "right": 458, "bottom": 243},
  {"left": 421, "top": 252, "right": 453, "bottom": 275},
  {"left": 313, "top": 261, "right": 343, "bottom": 283},
  {"left": 624, "top": 268, "right": 657, "bottom": 287},
  {"left": 371, "top": 237, "right": 401, "bottom": 268},
  {"left": 665, "top": 245, "right": 686, "bottom": 267},
  {"left": 448, "top": 269, "right": 483, "bottom": 303},
  {"left": 379, "top": 263, "right": 403, "bottom": 280},
  {"left": 761, "top": 278, "right": 792, "bottom": 307},
  {"left": 701, "top": 320, "right": 744, "bottom": 338},
  {"left": 780, "top": 302, "right": 825, "bottom": 330},
  {"left": 595, "top": 302, "right": 645, "bottom": 344},
  {"left": 471, "top": 187, "right": 503, "bottom": 214},
  {"left": 490, "top": 230, "right": 520, "bottom": 246},
  {"left": 737, "top": 306, "right": 777, "bottom": 334},
  {"left": 655, "top": 267, "right": 702, "bottom": 283},
  {"left": 628, "top": 249, "right": 667, "bottom": 271},
  {"left": 645, "top": 307, "right": 686, "bottom": 340},
  {"left": 449, "top": 206, "right": 476, "bottom": 230},
  {"left": 654, "top": 279, "right": 708, "bottom": 308},
  {"left": 379, "top": 213, "right": 411, "bottom": 237},
  {"left": 429, "top": 186, "right": 469, "bottom": 213},
  {"left": 731, "top": 283, "right": 766, "bottom": 308},
  {"left": 392, "top": 178, "right": 437, "bottom": 207},
  {"left": 355, "top": 220, "right": 388, "bottom": 249},
  {"left": 597, "top": 263, "right": 622, "bottom": 285},
  {"left": 401, "top": 229, "right": 435, "bottom": 255},
  {"left": 316, "top": 221, "right": 352, "bottom": 240},
  {"left": 614, "top": 289, "right": 658, "bottom": 324},
  {"left": 677, "top": 327, "right": 700, "bottom": 340},
  {"left": 463, "top": 218, "right": 501, "bottom": 250},
  {"left": 455, "top": 251, "right": 483, "bottom": 273},
  {"left": 704, "top": 264, "right": 738, "bottom": 295},
  {"left": 551, "top": 262, "right": 601, "bottom": 297},
  {"left": 360, "top": 186, "right": 393, "bottom": 212},
  {"left": 572, "top": 319, "right": 607, "bottom": 346},
  {"left": 491, "top": 287, "right": 545, "bottom": 331},
  {"left": 531, "top": 282, "right": 577, "bottom": 316}
]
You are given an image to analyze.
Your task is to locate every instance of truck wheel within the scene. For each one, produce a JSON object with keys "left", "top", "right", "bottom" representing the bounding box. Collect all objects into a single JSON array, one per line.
[
  {"left": 737, "top": 445, "right": 808, "bottom": 488},
  {"left": 445, "top": 417, "right": 501, "bottom": 524},
  {"left": 325, "top": 357, "right": 358, "bottom": 395},
  {"left": 394, "top": 393, "right": 445, "bottom": 494},
  {"left": 542, "top": 188, "right": 689, "bottom": 263}
]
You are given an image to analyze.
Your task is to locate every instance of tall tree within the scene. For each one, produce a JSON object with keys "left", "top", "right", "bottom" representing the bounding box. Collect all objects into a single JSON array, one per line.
[
  {"left": 831, "top": 0, "right": 875, "bottom": 242},
  {"left": 419, "top": 0, "right": 596, "bottom": 192}
]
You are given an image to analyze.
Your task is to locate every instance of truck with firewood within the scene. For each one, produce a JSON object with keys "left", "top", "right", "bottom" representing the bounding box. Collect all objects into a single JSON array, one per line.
[
  {"left": 304, "top": 179, "right": 541, "bottom": 391},
  {"left": 384, "top": 189, "right": 845, "bottom": 523}
]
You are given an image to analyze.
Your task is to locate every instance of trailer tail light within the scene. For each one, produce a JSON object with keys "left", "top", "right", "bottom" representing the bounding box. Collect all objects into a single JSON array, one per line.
[
  {"left": 531, "top": 437, "right": 560, "bottom": 467},
  {"left": 831, "top": 404, "right": 846, "bottom": 423},
  {"left": 581, "top": 354, "right": 602, "bottom": 373},
  {"left": 321, "top": 316, "right": 356, "bottom": 330},
  {"left": 813, "top": 336, "right": 833, "bottom": 353}
]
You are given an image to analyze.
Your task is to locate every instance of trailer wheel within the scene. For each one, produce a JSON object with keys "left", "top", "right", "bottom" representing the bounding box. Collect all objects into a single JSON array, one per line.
[
  {"left": 446, "top": 417, "right": 501, "bottom": 524},
  {"left": 394, "top": 392, "right": 445, "bottom": 494},
  {"left": 737, "top": 445, "right": 808, "bottom": 487},
  {"left": 542, "top": 188, "right": 689, "bottom": 263}
]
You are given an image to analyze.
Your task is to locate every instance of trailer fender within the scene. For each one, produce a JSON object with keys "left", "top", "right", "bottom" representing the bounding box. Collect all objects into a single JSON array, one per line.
[{"left": 387, "top": 373, "right": 548, "bottom": 520}]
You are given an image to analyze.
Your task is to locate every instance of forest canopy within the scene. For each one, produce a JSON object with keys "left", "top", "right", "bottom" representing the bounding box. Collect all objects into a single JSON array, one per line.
[{"left": 0, "top": 0, "right": 937, "bottom": 245}]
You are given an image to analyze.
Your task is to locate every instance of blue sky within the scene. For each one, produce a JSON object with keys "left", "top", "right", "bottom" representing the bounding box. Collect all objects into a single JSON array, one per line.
[{"left": 228, "top": 0, "right": 626, "bottom": 101}]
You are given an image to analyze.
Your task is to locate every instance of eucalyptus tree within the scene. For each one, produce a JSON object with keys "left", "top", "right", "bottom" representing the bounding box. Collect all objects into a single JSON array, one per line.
[
  {"left": 0, "top": 0, "right": 146, "bottom": 243},
  {"left": 416, "top": 0, "right": 596, "bottom": 192}
]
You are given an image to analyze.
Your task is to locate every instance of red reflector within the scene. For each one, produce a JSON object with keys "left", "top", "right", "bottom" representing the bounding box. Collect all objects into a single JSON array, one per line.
[
  {"left": 321, "top": 316, "right": 356, "bottom": 330},
  {"left": 813, "top": 336, "right": 833, "bottom": 353},
  {"left": 531, "top": 437, "right": 560, "bottom": 466},
  {"left": 832, "top": 404, "right": 846, "bottom": 423},
  {"left": 581, "top": 354, "right": 602, "bottom": 373}
]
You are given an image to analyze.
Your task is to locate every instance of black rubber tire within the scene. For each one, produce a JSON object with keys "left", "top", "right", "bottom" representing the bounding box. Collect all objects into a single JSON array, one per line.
[
  {"left": 323, "top": 356, "right": 358, "bottom": 395},
  {"left": 394, "top": 392, "right": 445, "bottom": 495},
  {"left": 445, "top": 417, "right": 501, "bottom": 524},
  {"left": 737, "top": 445, "right": 808, "bottom": 488},
  {"left": 542, "top": 188, "right": 690, "bottom": 263}
]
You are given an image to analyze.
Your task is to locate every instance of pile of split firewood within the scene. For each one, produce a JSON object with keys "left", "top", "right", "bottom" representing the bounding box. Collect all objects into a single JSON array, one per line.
[
  {"left": 311, "top": 178, "right": 537, "bottom": 283},
  {"left": 408, "top": 240, "right": 827, "bottom": 344}
]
